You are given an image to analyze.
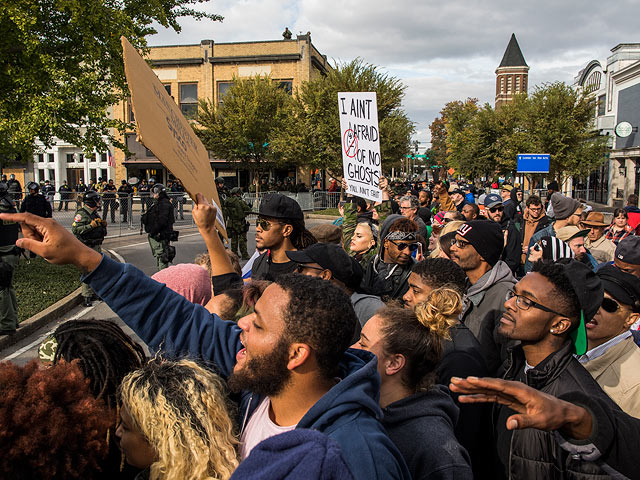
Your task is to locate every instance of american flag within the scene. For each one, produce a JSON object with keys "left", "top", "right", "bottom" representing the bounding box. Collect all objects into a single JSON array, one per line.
[{"left": 107, "top": 151, "right": 115, "bottom": 167}]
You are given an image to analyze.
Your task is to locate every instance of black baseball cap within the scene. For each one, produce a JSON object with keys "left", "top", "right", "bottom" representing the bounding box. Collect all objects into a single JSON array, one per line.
[
  {"left": 257, "top": 193, "right": 304, "bottom": 221},
  {"left": 615, "top": 236, "right": 640, "bottom": 265},
  {"left": 286, "top": 243, "right": 353, "bottom": 284}
]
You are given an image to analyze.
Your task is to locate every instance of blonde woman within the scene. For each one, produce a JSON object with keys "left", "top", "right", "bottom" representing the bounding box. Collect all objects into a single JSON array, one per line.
[
  {"left": 352, "top": 288, "right": 473, "bottom": 480},
  {"left": 116, "top": 358, "right": 238, "bottom": 480},
  {"left": 429, "top": 220, "right": 465, "bottom": 258}
]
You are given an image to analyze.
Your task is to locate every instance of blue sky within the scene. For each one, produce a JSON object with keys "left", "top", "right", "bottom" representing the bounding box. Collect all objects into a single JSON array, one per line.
[{"left": 149, "top": 0, "right": 638, "bottom": 147}]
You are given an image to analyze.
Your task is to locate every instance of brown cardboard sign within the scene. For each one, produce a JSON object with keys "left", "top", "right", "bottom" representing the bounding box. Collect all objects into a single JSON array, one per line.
[{"left": 121, "top": 36, "right": 226, "bottom": 237}]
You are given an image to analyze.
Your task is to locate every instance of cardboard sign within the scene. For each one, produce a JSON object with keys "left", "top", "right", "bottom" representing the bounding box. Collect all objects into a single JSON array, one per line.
[
  {"left": 338, "top": 92, "right": 382, "bottom": 202},
  {"left": 121, "top": 36, "right": 226, "bottom": 238}
]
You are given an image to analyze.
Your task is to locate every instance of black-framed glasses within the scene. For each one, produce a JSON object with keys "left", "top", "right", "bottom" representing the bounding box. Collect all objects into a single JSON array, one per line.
[
  {"left": 389, "top": 240, "right": 419, "bottom": 252},
  {"left": 601, "top": 297, "right": 624, "bottom": 314},
  {"left": 489, "top": 206, "right": 504, "bottom": 213},
  {"left": 505, "top": 289, "right": 566, "bottom": 316},
  {"left": 296, "top": 264, "right": 326, "bottom": 273},
  {"left": 256, "top": 218, "right": 283, "bottom": 231}
]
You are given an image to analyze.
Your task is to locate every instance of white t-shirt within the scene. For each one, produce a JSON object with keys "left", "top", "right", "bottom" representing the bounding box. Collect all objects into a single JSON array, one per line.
[{"left": 239, "top": 397, "right": 297, "bottom": 460}]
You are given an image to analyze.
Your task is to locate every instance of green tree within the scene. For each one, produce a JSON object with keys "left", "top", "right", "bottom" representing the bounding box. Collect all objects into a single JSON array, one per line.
[
  {"left": 272, "top": 59, "right": 414, "bottom": 180},
  {"left": 196, "top": 76, "right": 294, "bottom": 189},
  {"left": 0, "top": 0, "right": 221, "bottom": 161}
]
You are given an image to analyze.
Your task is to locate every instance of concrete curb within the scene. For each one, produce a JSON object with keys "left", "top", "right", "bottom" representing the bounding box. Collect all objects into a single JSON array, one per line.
[
  {"left": 305, "top": 214, "right": 340, "bottom": 220},
  {"left": 0, "top": 286, "right": 83, "bottom": 351}
]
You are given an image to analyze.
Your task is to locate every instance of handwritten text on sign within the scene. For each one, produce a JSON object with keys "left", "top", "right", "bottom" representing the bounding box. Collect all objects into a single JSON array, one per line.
[{"left": 338, "top": 92, "right": 382, "bottom": 202}]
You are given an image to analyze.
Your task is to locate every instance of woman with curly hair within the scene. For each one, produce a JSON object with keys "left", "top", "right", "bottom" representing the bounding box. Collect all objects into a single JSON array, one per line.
[
  {"left": 116, "top": 358, "right": 239, "bottom": 480},
  {"left": 352, "top": 288, "right": 473, "bottom": 480},
  {"left": 0, "top": 360, "right": 112, "bottom": 479}
]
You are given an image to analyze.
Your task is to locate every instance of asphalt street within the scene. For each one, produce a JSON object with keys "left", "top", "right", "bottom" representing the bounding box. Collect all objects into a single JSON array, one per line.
[{"left": 0, "top": 217, "right": 333, "bottom": 364}]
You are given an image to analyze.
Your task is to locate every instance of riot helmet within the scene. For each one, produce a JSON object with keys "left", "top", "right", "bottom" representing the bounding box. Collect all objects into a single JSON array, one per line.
[
  {"left": 152, "top": 183, "right": 166, "bottom": 195},
  {"left": 28, "top": 182, "right": 39, "bottom": 193},
  {"left": 83, "top": 191, "right": 101, "bottom": 208}
]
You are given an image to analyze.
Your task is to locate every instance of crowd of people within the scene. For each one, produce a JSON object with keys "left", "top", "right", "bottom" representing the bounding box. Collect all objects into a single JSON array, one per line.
[{"left": 1, "top": 176, "right": 640, "bottom": 479}]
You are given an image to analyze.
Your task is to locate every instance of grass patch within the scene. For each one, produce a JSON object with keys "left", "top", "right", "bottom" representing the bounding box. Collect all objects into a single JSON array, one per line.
[
  {"left": 14, "top": 257, "right": 81, "bottom": 323},
  {"left": 312, "top": 208, "right": 341, "bottom": 216}
]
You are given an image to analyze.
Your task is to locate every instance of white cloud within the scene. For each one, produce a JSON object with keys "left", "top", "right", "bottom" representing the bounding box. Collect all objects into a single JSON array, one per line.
[{"left": 149, "top": 0, "right": 638, "bottom": 144}]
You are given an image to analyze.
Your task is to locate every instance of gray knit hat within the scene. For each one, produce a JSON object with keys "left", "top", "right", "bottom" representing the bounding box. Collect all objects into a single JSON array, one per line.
[{"left": 550, "top": 193, "right": 582, "bottom": 220}]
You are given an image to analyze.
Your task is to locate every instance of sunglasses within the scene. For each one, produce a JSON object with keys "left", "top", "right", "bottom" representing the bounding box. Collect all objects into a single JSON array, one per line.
[
  {"left": 256, "top": 218, "right": 284, "bottom": 231},
  {"left": 601, "top": 297, "right": 624, "bottom": 314},
  {"left": 389, "top": 239, "right": 420, "bottom": 252},
  {"left": 296, "top": 264, "right": 326, "bottom": 273},
  {"left": 489, "top": 206, "right": 504, "bottom": 213}
]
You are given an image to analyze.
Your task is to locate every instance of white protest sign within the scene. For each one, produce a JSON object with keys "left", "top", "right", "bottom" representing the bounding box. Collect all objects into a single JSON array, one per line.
[{"left": 338, "top": 92, "right": 382, "bottom": 202}]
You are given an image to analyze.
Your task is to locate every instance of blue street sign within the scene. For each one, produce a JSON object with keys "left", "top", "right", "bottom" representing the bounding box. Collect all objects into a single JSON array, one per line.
[{"left": 517, "top": 154, "right": 550, "bottom": 173}]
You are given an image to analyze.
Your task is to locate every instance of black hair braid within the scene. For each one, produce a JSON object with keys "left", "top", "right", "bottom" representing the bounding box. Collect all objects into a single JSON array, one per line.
[
  {"left": 290, "top": 218, "right": 317, "bottom": 249},
  {"left": 53, "top": 319, "right": 146, "bottom": 409}
]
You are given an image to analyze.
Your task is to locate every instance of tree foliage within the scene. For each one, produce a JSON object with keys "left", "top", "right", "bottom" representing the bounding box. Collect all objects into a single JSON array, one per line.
[
  {"left": 196, "top": 76, "right": 294, "bottom": 182},
  {"left": 0, "top": 0, "right": 222, "bottom": 161},
  {"left": 271, "top": 59, "right": 414, "bottom": 179},
  {"left": 429, "top": 82, "right": 608, "bottom": 180}
]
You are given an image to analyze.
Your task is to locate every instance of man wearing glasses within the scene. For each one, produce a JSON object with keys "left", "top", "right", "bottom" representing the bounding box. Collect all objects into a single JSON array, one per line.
[
  {"left": 251, "top": 193, "right": 316, "bottom": 281},
  {"left": 493, "top": 259, "right": 617, "bottom": 479},
  {"left": 398, "top": 195, "right": 428, "bottom": 238},
  {"left": 519, "top": 195, "right": 551, "bottom": 267},
  {"left": 579, "top": 265, "right": 640, "bottom": 417},
  {"left": 361, "top": 215, "right": 418, "bottom": 300},
  {"left": 450, "top": 220, "right": 516, "bottom": 373},
  {"left": 525, "top": 193, "right": 583, "bottom": 273}
]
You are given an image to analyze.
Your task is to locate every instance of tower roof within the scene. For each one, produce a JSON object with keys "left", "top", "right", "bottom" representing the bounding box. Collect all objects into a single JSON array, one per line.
[{"left": 498, "top": 33, "right": 528, "bottom": 68}]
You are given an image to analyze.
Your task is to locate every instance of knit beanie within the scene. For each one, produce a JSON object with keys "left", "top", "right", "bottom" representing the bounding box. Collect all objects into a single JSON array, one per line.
[
  {"left": 456, "top": 220, "right": 504, "bottom": 266},
  {"left": 152, "top": 263, "right": 212, "bottom": 306},
  {"left": 550, "top": 193, "right": 582, "bottom": 220},
  {"left": 538, "top": 236, "right": 574, "bottom": 262}
]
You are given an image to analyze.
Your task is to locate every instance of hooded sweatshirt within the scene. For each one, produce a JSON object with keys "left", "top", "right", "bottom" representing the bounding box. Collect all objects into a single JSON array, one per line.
[
  {"left": 83, "top": 256, "right": 409, "bottom": 480},
  {"left": 361, "top": 214, "right": 416, "bottom": 300},
  {"left": 382, "top": 386, "right": 473, "bottom": 480},
  {"left": 461, "top": 260, "right": 516, "bottom": 373}
]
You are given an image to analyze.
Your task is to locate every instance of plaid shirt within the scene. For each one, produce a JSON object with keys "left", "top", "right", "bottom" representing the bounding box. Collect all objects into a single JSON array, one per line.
[{"left": 604, "top": 224, "right": 634, "bottom": 245}]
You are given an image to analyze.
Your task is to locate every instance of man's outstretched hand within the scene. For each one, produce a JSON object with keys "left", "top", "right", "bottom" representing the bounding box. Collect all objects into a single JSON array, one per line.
[
  {"left": 0, "top": 213, "right": 102, "bottom": 273},
  {"left": 450, "top": 376, "right": 593, "bottom": 440}
]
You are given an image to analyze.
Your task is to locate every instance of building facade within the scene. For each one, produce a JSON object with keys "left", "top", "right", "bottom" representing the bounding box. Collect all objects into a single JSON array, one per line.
[
  {"left": 574, "top": 43, "right": 640, "bottom": 206},
  {"left": 495, "top": 34, "right": 529, "bottom": 109}
]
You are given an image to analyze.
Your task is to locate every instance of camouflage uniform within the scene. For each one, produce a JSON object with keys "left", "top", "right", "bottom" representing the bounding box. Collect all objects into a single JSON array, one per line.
[
  {"left": 0, "top": 195, "right": 19, "bottom": 333},
  {"left": 72, "top": 205, "right": 107, "bottom": 299},
  {"left": 225, "top": 190, "right": 252, "bottom": 259}
]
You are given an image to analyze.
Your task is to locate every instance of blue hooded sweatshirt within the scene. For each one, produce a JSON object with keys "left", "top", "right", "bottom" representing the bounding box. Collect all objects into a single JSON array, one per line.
[{"left": 83, "top": 255, "right": 409, "bottom": 480}]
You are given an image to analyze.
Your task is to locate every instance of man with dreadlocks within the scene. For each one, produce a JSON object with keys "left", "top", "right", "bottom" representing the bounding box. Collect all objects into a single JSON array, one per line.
[
  {"left": 39, "top": 318, "right": 147, "bottom": 479},
  {"left": 251, "top": 193, "right": 316, "bottom": 281}
]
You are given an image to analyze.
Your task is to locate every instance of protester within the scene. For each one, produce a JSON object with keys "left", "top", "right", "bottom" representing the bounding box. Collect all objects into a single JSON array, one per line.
[
  {"left": 494, "top": 259, "right": 618, "bottom": 478},
  {"left": 117, "top": 358, "right": 238, "bottom": 480},
  {"left": 461, "top": 202, "right": 479, "bottom": 221},
  {"left": 483, "top": 193, "right": 521, "bottom": 275},
  {"left": 398, "top": 195, "right": 428, "bottom": 238},
  {"left": 6, "top": 202, "right": 410, "bottom": 479},
  {"left": 500, "top": 185, "right": 516, "bottom": 221},
  {"left": 448, "top": 188, "right": 468, "bottom": 213},
  {"left": 556, "top": 226, "right": 598, "bottom": 271},
  {"left": 449, "top": 376, "right": 634, "bottom": 479},
  {"left": 353, "top": 299, "right": 473, "bottom": 480},
  {"left": 0, "top": 360, "right": 112, "bottom": 479},
  {"left": 251, "top": 193, "right": 316, "bottom": 280},
  {"left": 623, "top": 193, "right": 640, "bottom": 230},
  {"left": 308, "top": 223, "right": 342, "bottom": 245},
  {"left": 417, "top": 190, "right": 432, "bottom": 224},
  {"left": 151, "top": 263, "right": 212, "bottom": 306},
  {"left": 578, "top": 265, "right": 640, "bottom": 416},
  {"left": 428, "top": 220, "right": 464, "bottom": 259},
  {"left": 614, "top": 236, "right": 640, "bottom": 278},
  {"left": 450, "top": 220, "right": 515, "bottom": 372},
  {"left": 544, "top": 180, "right": 560, "bottom": 216},
  {"left": 525, "top": 192, "right": 583, "bottom": 272},
  {"left": 581, "top": 212, "right": 616, "bottom": 263},
  {"left": 605, "top": 208, "right": 634, "bottom": 245},
  {"left": 518, "top": 194, "right": 551, "bottom": 266},
  {"left": 361, "top": 215, "right": 418, "bottom": 300},
  {"left": 286, "top": 242, "right": 383, "bottom": 330}
]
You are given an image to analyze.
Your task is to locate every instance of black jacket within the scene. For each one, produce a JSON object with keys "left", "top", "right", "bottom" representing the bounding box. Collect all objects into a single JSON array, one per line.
[
  {"left": 382, "top": 386, "right": 473, "bottom": 480},
  {"left": 142, "top": 195, "right": 174, "bottom": 238},
  {"left": 20, "top": 193, "right": 52, "bottom": 218},
  {"left": 496, "top": 343, "right": 621, "bottom": 479},
  {"left": 499, "top": 219, "right": 523, "bottom": 276}
]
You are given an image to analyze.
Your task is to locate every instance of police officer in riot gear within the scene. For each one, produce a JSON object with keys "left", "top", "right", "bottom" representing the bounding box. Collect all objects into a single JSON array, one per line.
[
  {"left": 20, "top": 182, "right": 52, "bottom": 218},
  {"left": 0, "top": 183, "right": 20, "bottom": 334},
  {"left": 141, "top": 183, "right": 175, "bottom": 271},
  {"left": 72, "top": 191, "right": 107, "bottom": 307}
]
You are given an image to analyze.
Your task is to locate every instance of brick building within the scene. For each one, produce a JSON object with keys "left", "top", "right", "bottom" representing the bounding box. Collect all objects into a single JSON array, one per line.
[
  {"left": 495, "top": 34, "right": 529, "bottom": 109},
  {"left": 118, "top": 33, "right": 330, "bottom": 188}
]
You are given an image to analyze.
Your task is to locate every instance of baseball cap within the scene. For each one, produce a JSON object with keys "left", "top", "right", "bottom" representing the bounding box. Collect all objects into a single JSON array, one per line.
[
  {"left": 257, "top": 193, "right": 304, "bottom": 220},
  {"left": 501, "top": 185, "right": 513, "bottom": 192},
  {"left": 615, "top": 236, "right": 640, "bottom": 265},
  {"left": 286, "top": 243, "right": 353, "bottom": 284},
  {"left": 483, "top": 193, "right": 503, "bottom": 209},
  {"left": 556, "top": 226, "right": 589, "bottom": 243},
  {"left": 449, "top": 188, "right": 464, "bottom": 196}
]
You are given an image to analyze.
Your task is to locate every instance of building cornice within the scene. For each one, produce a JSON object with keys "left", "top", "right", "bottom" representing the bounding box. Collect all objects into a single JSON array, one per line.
[
  {"left": 209, "top": 53, "right": 301, "bottom": 64},
  {"left": 611, "top": 60, "right": 640, "bottom": 84},
  {"left": 150, "top": 58, "right": 204, "bottom": 67}
]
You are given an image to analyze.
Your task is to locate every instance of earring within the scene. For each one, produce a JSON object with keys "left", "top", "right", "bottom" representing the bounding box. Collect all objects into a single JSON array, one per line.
[{"left": 550, "top": 329, "right": 555, "bottom": 333}]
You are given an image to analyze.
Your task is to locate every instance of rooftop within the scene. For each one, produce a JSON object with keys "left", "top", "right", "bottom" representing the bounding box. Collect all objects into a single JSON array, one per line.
[{"left": 498, "top": 33, "right": 528, "bottom": 68}]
